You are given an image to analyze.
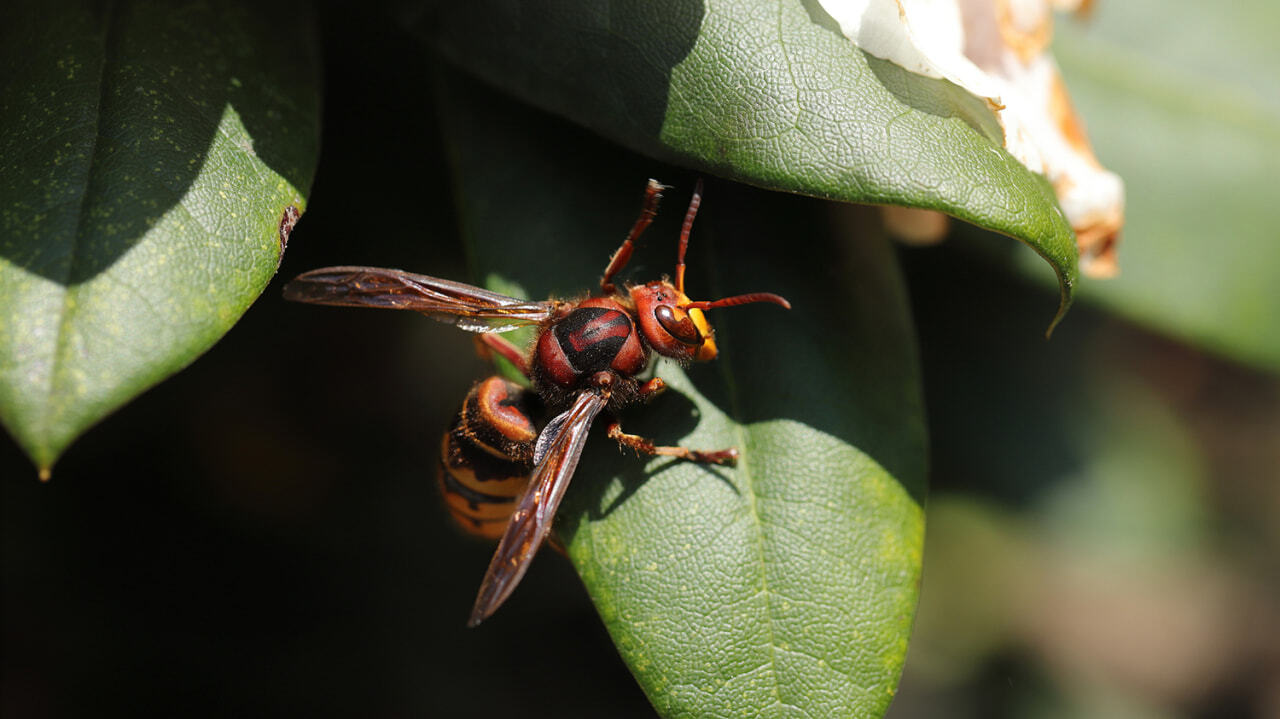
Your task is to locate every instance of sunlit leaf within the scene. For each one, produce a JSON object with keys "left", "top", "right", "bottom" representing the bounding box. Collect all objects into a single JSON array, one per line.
[
  {"left": 419, "top": 0, "right": 1079, "bottom": 328},
  {"left": 0, "top": 0, "right": 320, "bottom": 472}
]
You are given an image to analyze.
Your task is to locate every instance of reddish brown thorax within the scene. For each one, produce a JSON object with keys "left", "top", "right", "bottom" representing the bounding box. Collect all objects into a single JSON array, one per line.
[{"left": 533, "top": 296, "right": 647, "bottom": 390}]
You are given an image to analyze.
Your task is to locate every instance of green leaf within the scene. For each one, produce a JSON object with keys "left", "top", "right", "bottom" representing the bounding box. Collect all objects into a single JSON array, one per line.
[
  {"left": 1044, "top": 0, "right": 1280, "bottom": 369},
  {"left": 0, "top": 0, "right": 320, "bottom": 472},
  {"left": 419, "top": 0, "right": 1078, "bottom": 329},
  {"left": 438, "top": 70, "right": 926, "bottom": 718}
]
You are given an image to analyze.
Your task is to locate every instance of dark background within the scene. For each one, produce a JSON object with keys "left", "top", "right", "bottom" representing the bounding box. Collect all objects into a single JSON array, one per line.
[{"left": 1, "top": 13, "right": 652, "bottom": 718}]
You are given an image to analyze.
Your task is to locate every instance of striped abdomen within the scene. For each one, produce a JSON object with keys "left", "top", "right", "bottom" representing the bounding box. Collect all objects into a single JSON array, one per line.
[{"left": 437, "top": 376, "right": 539, "bottom": 539}]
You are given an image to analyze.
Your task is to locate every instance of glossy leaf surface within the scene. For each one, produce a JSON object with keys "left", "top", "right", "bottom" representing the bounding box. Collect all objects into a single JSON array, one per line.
[
  {"left": 421, "top": 0, "right": 1078, "bottom": 327},
  {"left": 0, "top": 0, "right": 319, "bottom": 471},
  {"left": 438, "top": 71, "right": 926, "bottom": 718}
]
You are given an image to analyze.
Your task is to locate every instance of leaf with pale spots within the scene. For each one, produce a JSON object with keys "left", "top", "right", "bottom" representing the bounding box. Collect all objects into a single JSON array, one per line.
[
  {"left": 0, "top": 0, "right": 319, "bottom": 472},
  {"left": 439, "top": 71, "right": 926, "bottom": 719}
]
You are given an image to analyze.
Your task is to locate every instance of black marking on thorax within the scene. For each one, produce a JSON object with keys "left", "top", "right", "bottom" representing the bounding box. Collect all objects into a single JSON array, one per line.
[{"left": 553, "top": 307, "right": 633, "bottom": 374}]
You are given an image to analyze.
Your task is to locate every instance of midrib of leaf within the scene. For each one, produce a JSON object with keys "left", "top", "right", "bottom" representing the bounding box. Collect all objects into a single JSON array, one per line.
[
  {"left": 773, "top": 0, "right": 805, "bottom": 138},
  {"left": 44, "top": 3, "right": 115, "bottom": 449},
  {"left": 709, "top": 273, "right": 805, "bottom": 716}
]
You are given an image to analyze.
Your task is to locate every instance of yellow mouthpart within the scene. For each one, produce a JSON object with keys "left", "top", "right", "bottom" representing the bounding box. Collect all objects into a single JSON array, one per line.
[{"left": 689, "top": 307, "right": 717, "bottom": 361}]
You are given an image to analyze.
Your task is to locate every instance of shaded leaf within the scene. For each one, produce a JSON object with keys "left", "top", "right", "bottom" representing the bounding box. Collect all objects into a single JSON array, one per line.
[
  {"left": 437, "top": 69, "right": 926, "bottom": 718},
  {"left": 0, "top": 0, "right": 320, "bottom": 471},
  {"left": 419, "top": 0, "right": 1078, "bottom": 328}
]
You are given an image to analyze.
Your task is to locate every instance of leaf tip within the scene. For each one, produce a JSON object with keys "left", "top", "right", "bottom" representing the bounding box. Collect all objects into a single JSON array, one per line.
[
  {"left": 37, "top": 466, "right": 52, "bottom": 482},
  {"left": 1044, "top": 278, "right": 1075, "bottom": 339}
]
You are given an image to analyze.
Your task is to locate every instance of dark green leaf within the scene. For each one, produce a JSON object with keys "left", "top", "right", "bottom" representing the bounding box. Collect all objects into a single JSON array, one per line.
[
  {"left": 438, "top": 70, "right": 926, "bottom": 718},
  {"left": 419, "top": 0, "right": 1078, "bottom": 330},
  {"left": 0, "top": 0, "right": 320, "bottom": 472}
]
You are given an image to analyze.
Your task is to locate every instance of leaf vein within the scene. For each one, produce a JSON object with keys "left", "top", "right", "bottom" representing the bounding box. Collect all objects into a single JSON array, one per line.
[{"left": 46, "top": 5, "right": 116, "bottom": 445}]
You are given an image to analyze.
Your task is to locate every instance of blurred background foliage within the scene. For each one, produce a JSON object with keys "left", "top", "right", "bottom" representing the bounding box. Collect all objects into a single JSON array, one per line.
[
  {"left": 889, "top": 2, "right": 1280, "bottom": 716},
  {"left": 3, "top": 1, "right": 1279, "bottom": 718}
]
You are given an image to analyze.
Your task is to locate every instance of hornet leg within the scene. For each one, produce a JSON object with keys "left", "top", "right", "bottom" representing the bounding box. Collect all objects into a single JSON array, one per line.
[
  {"left": 606, "top": 420, "right": 739, "bottom": 466},
  {"left": 600, "top": 179, "right": 666, "bottom": 294},
  {"left": 474, "top": 334, "right": 530, "bottom": 378}
]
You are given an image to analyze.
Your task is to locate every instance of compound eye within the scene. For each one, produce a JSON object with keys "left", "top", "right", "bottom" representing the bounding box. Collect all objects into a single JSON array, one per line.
[{"left": 654, "top": 304, "right": 702, "bottom": 346}]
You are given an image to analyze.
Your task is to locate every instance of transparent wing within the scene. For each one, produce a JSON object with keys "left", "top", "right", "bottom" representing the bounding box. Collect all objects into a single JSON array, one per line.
[
  {"left": 467, "top": 391, "right": 606, "bottom": 626},
  {"left": 283, "top": 266, "right": 559, "bottom": 332}
]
